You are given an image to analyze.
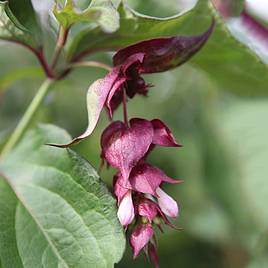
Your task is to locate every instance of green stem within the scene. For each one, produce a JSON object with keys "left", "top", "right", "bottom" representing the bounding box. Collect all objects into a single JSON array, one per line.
[{"left": 1, "top": 79, "right": 54, "bottom": 157}]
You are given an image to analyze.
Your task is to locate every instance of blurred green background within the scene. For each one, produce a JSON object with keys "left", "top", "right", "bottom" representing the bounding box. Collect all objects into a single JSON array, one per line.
[{"left": 1, "top": 0, "right": 268, "bottom": 267}]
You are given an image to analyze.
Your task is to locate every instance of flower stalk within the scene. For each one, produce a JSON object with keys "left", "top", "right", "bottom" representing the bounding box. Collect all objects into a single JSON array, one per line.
[{"left": 122, "top": 88, "right": 129, "bottom": 126}]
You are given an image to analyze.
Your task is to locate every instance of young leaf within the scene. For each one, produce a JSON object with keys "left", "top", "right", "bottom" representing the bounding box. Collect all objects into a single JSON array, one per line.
[
  {"left": 54, "top": 0, "right": 119, "bottom": 32},
  {"left": 0, "top": 1, "right": 41, "bottom": 47},
  {"left": 89, "top": 0, "right": 120, "bottom": 33},
  {"left": 0, "top": 124, "right": 125, "bottom": 268}
]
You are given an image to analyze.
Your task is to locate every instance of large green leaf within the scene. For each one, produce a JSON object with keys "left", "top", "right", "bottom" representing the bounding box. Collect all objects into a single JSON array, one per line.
[
  {"left": 0, "top": 124, "right": 125, "bottom": 268},
  {"left": 0, "top": 1, "right": 41, "bottom": 47}
]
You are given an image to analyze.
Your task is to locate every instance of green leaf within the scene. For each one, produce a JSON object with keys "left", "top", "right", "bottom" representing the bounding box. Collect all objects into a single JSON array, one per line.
[
  {"left": 0, "top": 124, "right": 125, "bottom": 268},
  {"left": 6, "top": 0, "right": 41, "bottom": 36},
  {"left": 0, "top": 1, "right": 41, "bottom": 47},
  {"left": 89, "top": 0, "right": 120, "bottom": 33},
  {"left": 0, "top": 179, "right": 23, "bottom": 268},
  {"left": 192, "top": 2, "right": 268, "bottom": 96},
  {"left": 54, "top": 0, "right": 119, "bottom": 32}
]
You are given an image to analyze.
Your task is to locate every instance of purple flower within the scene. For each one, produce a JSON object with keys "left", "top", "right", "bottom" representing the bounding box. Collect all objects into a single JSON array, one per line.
[
  {"left": 113, "top": 173, "right": 129, "bottom": 204},
  {"left": 128, "top": 162, "right": 182, "bottom": 197},
  {"left": 101, "top": 119, "right": 153, "bottom": 184},
  {"left": 129, "top": 197, "right": 180, "bottom": 261},
  {"left": 113, "top": 23, "right": 214, "bottom": 73},
  {"left": 135, "top": 198, "right": 159, "bottom": 223},
  {"left": 48, "top": 24, "right": 214, "bottom": 148},
  {"left": 130, "top": 223, "right": 154, "bottom": 259},
  {"left": 117, "top": 190, "right": 135, "bottom": 226},
  {"left": 151, "top": 119, "right": 182, "bottom": 147},
  {"left": 101, "top": 118, "right": 181, "bottom": 178},
  {"left": 156, "top": 187, "right": 179, "bottom": 218}
]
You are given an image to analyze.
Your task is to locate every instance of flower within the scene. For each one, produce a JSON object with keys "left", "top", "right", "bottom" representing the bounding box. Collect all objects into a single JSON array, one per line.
[
  {"left": 46, "top": 22, "right": 214, "bottom": 267},
  {"left": 104, "top": 118, "right": 182, "bottom": 266},
  {"left": 128, "top": 162, "right": 182, "bottom": 197},
  {"left": 128, "top": 196, "right": 181, "bottom": 265},
  {"left": 48, "top": 23, "right": 214, "bottom": 148},
  {"left": 101, "top": 119, "right": 153, "bottom": 184},
  {"left": 130, "top": 223, "right": 154, "bottom": 259},
  {"left": 156, "top": 187, "right": 179, "bottom": 218},
  {"left": 135, "top": 198, "right": 159, "bottom": 223},
  {"left": 101, "top": 118, "right": 182, "bottom": 184},
  {"left": 117, "top": 190, "right": 135, "bottom": 226},
  {"left": 151, "top": 119, "right": 181, "bottom": 147}
]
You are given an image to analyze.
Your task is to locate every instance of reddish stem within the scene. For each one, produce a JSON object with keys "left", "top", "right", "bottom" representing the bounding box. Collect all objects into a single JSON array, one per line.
[
  {"left": 51, "top": 27, "right": 70, "bottom": 69},
  {"left": 7, "top": 39, "right": 54, "bottom": 78},
  {"left": 33, "top": 49, "right": 55, "bottom": 78}
]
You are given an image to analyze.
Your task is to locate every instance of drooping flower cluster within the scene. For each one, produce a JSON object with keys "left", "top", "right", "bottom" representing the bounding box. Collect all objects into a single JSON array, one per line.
[
  {"left": 101, "top": 118, "right": 183, "bottom": 266},
  {"left": 49, "top": 22, "right": 213, "bottom": 267},
  {"left": 48, "top": 22, "right": 213, "bottom": 147}
]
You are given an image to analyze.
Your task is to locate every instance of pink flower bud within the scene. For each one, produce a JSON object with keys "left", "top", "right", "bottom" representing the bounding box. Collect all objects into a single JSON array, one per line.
[
  {"left": 130, "top": 224, "right": 154, "bottom": 258},
  {"left": 136, "top": 199, "right": 159, "bottom": 223},
  {"left": 151, "top": 119, "right": 181, "bottom": 147},
  {"left": 156, "top": 187, "right": 179, "bottom": 218},
  {"left": 117, "top": 190, "right": 135, "bottom": 226},
  {"left": 113, "top": 23, "right": 214, "bottom": 74}
]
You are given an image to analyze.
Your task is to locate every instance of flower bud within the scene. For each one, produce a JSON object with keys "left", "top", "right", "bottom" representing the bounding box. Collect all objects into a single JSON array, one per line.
[
  {"left": 156, "top": 187, "right": 179, "bottom": 218},
  {"left": 117, "top": 190, "right": 135, "bottom": 226},
  {"left": 130, "top": 223, "right": 154, "bottom": 258}
]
